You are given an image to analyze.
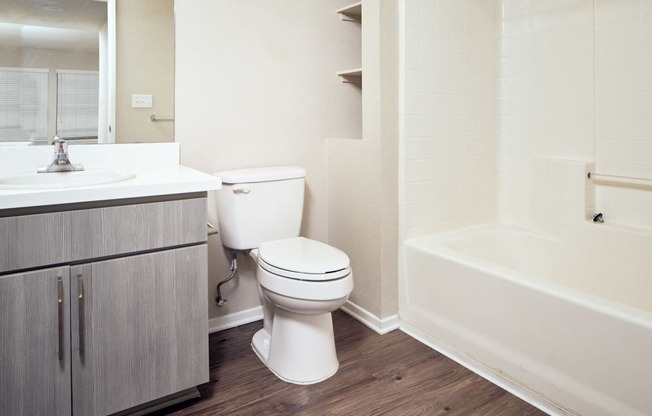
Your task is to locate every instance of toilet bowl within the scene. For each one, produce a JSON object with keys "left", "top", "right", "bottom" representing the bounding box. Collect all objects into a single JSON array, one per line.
[
  {"left": 251, "top": 237, "right": 353, "bottom": 384},
  {"left": 213, "top": 166, "right": 354, "bottom": 384}
]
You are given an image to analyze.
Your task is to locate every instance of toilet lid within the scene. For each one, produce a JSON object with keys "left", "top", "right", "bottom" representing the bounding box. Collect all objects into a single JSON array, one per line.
[{"left": 258, "top": 237, "right": 350, "bottom": 281}]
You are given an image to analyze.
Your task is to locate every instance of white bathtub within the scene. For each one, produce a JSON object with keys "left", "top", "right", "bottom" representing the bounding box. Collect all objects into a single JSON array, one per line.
[{"left": 400, "top": 223, "right": 652, "bottom": 416}]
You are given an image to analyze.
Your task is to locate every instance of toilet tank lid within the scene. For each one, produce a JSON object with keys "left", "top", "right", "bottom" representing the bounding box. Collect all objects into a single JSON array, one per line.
[{"left": 214, "top": 166, "right": 306, "bottom": 184}]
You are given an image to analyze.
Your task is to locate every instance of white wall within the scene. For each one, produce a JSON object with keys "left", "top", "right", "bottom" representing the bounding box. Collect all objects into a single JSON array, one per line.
[{"left": 175, "top": 0, "right": 361, "bottom": 321}]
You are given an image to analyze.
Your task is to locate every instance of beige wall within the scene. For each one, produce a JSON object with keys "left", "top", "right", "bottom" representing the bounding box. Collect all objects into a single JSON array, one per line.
[
  {"left": 0, "top": 48, "right": 98, "bottom": 70},
  {"left": 175, "top": 0, "right": 365, "bottom": 321},
  {"left": 327, "top": 0, "right": 399, "bottom": 319},
  {"left": 378, "top": 1, "right": 400, "bottom": 319},
  {"left": 115, "top": 0, "right": 174, "bottom": 143}
]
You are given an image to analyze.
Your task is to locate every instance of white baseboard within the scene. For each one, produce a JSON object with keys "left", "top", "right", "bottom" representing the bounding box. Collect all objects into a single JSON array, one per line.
[
  {"left": 207, "top": 302, "right": 401, "bottom": 336},
  {"left": 340, "top": 301, "right": 400, "bottom": 335},
  {"left": 208, "top": 305, "right": 263, "bottom": 334},
  {"left": 400, "top": 322, "right": 570, "bottom": 416}
]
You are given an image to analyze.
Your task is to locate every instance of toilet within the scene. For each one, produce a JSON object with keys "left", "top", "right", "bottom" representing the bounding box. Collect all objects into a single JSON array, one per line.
[{"left": 214, "top": 166, "right": 353, "bottom": 385}]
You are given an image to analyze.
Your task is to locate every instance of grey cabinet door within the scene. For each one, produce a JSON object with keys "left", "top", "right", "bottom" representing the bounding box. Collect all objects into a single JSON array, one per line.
[
  {"left": 71, "top": 245, "right": 209, "bottom": 416},
  {"left": 0, "top": 267, "right": 72, "bottom": 416}
]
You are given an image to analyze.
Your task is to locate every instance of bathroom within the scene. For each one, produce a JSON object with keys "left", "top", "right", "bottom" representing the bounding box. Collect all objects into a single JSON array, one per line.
[{"left": 1, "top": 0, "right": 651, "bottom": 415}]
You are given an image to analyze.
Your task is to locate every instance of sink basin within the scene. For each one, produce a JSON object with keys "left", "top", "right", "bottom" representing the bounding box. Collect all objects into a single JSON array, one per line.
[{"left": 0, "top": 169, "right": 137, "bottom": 189}]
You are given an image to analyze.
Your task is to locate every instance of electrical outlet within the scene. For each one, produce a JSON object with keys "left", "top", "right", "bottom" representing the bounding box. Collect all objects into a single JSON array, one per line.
[{"left": 132, "top": 94, "right": 153, "bottom": 108}]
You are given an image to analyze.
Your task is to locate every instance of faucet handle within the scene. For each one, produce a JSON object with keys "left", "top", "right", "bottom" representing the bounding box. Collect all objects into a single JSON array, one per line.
[
  {"left": 37, "top": 136, "right": 84, "bottom": 173},
  {"left": 53, "top": 137, "right": 67, "bottom": 154}
]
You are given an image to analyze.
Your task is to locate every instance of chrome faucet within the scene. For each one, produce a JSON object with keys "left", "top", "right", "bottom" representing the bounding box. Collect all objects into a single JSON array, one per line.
[
  {"left": 37, "top": 136, "right": 84, "bottom": 173},
  {"left": 592, "top": 212, "right": 604, "bottom": 223}
]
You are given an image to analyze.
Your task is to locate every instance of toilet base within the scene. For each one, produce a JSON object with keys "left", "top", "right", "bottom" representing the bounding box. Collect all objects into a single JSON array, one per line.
[{"left": 251, "top": 308, "right": 339, "bottom": 385}]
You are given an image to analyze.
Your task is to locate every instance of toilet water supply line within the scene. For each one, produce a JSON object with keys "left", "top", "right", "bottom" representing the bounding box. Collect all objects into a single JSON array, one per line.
[{"left": 216, "top": 251, "right": 238, "bottom": 307}]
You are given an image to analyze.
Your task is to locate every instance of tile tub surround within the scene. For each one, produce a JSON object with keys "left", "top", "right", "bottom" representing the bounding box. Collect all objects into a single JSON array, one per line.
[
  {"left": 0, "top": 143, "right": 221, "bottom": 209},
  {"left": 399, "top": 0, "right": 499, "bottom": 239},
  {"left": 400, "top": 0, "right": 652, "bottom": 237},
  {"left": 398, "top": 2, "right": 652, "bottom": 415},
  {"left": 399, "top": 0, "right": 595, "bottom": 236},
  {"left": 499, "top": 0, "right": 652, "bottom": 231}
]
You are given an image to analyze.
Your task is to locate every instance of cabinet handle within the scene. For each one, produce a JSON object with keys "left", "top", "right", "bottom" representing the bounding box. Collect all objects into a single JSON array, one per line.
[
  {"left": 78, "top": 274, "right": 85, "bottom": 357},
  {"left": 57, "top": 276, "right": 64, "bottom": 362}
]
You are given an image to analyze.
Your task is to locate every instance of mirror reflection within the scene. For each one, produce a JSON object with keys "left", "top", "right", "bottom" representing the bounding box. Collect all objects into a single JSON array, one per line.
[{"left": 0, "top": 0, "right": 174, "bottom": 145}]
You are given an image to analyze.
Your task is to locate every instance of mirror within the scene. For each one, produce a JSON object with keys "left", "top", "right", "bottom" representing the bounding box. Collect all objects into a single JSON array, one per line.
[{"left": 0, "top": 0, "right": 174, "bottom": 145}]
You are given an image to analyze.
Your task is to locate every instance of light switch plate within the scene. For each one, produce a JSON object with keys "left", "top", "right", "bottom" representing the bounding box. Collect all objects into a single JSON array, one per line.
[{"left": 132, "top": 94, "right": 153, "bottom": 108}]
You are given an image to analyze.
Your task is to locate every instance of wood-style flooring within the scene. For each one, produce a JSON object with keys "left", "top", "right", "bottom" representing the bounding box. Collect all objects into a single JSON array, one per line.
[{"left": 153, "top": 310, "right": 549, "bottom": 416}]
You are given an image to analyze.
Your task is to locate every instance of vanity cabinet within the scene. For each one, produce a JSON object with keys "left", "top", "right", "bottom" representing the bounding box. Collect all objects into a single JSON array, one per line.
[{"left": 0, "top": 195, "right": 209, "bottom": 416}]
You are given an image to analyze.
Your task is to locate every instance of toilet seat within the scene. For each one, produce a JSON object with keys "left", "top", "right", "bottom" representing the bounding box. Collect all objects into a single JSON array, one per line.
[{"left": 258, "top": 237, "right": 350, "bottom": 281}]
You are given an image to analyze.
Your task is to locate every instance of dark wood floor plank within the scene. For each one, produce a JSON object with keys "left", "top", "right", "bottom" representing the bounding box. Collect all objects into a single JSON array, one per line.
[{"left": 153, "top": 310, "right": 549, "bottom": 416}]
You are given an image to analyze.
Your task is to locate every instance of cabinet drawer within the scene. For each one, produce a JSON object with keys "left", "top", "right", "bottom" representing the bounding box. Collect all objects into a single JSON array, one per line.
[
  {"left": 71, "top": 197, "right": 206, "bottom": 261},
  {"left": 0, "top": 212, "right": 71, "bottom": 273}
]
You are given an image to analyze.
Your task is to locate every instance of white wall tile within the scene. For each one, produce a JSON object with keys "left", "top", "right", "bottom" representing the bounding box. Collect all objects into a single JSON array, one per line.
[
  {"left": 400, "top": 0, "right": 500, "bottom": 233},
  {"left": 401, "top": 0, "right": 652, "bottom": 236}
]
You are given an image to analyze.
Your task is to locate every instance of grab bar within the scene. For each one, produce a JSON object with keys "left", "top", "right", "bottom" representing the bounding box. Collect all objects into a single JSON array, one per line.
[{"left": 587, "top": 172, "right": 652, "bottom": 183}]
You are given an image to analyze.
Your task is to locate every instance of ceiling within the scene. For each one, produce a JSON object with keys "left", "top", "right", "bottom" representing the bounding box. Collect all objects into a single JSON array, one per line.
[{"left": 0, "top": 0, "right": 107, "bottom": 51}]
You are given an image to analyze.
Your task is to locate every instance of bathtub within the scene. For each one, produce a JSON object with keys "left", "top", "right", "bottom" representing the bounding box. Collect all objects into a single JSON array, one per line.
[{"left": 400, "top": 223, "right": 652, "bottom": 416}]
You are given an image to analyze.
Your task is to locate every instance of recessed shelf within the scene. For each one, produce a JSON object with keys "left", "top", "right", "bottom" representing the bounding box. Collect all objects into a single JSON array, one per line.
[
  {"left": 336, "top": 2, "right": 362, "bottom": 22},
  {"left": 337, "top": 68, "right": 362, "bottom": 83}
]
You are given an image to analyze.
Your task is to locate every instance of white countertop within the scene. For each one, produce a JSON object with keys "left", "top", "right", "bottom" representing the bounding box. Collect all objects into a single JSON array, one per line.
[
  {"left": 0, "top": 143, "right": 222, "bottom": 210},
  {"left": 0, "top": 165, "right": 221, "bottom": 210}
]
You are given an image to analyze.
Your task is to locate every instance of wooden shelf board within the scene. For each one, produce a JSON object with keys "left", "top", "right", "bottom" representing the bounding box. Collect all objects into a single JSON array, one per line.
[
  {"left": 337, "top": 68, "right": 362, "bottom": 83},
  {"left": 336, "top": 2, "right": 362, "bottom": 22}
]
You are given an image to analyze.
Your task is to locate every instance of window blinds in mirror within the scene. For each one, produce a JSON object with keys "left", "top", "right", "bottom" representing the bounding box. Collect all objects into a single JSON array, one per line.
[
  {"left": 0, "top": 68, "right": 48, "bottom": 144},
  {"left": 56, "top": 70, "right": 99, "bottom": 142}
]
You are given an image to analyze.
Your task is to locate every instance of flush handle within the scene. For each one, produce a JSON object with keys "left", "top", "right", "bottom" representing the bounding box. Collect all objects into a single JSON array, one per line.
[{"left": 233, "top": 185, "right": 251, "bottom": 195}]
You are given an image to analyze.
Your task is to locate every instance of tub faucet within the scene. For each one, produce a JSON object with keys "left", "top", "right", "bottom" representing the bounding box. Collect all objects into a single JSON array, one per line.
[
  {"left": 37, "top": 136, "right": 84, "bottom": 173},
  {"left": 592, "top": 212, "right": 604, "bottom": 223}
]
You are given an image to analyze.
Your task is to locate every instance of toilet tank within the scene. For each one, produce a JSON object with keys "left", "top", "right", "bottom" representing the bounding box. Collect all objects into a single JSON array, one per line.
[{"left": 214, "top": 166, "right": 306, "bottom": 250}]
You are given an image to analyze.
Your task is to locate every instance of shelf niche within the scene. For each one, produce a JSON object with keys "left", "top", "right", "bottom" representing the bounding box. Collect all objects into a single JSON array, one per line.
[{"left": 336, "top": 2, "right": 362, "bottom": 85}]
